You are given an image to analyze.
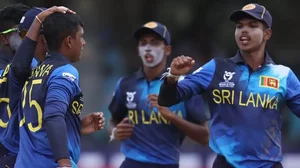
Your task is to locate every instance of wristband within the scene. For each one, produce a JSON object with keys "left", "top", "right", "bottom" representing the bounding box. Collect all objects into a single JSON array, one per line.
[
  {"left": 109, "top": 127, "right": 117, "bottom": 142},
  {"left": 35, "top": 16, "right": 42, "bottom": 24},
  {"left": 160, "top": 67, "right": 181, "bottom": 81}
]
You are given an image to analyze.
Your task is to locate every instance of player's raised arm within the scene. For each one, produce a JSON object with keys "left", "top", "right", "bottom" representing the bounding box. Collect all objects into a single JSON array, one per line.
[
  {"left": 11, "top": 6, "right": 75, "bottom": 81},
  {"left": 158, "top": 56, "right": 216, "bottom": 107},
  {"left": 7, "top": 8, "right": 47, "bottom": 110}
]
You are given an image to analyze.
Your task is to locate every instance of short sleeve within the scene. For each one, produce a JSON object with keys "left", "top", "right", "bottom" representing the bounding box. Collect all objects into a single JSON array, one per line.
[
  {"left": 108, "top": 78, "right": 127, "bottom": 121},
  {"left": 44, "top": 64, "right": 80, "bottom": 119}
]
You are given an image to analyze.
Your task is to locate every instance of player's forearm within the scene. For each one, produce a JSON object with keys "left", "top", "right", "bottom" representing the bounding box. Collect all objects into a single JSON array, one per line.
[
  {"left": 44, "top": 115, "right": 71, "bottom": 166},
  {"left": 11, "top": 37, "right": 37, "bottom": 79},
  {"left": 11, "top": 16, "right": 42, "bottom": 78},
  {"left": 169, "top": 115, "right": 209, "bottom": 145},
  {"left": 158, "top": 78, "right": 179, "bottom": 107},
  {"left": 26, "top": 17, "right": 43, "bottom": 41}
]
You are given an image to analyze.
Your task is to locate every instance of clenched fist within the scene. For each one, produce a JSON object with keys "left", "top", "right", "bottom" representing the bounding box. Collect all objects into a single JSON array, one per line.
[{"left": 170, "top": 55, "right": 195, "bottom": 76}]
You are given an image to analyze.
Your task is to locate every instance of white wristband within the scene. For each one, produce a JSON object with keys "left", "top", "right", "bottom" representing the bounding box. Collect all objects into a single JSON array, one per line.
[
  {"left": 35, "top": 15, "right": 42, "bottom": 24},
  {"left": 160, "top": 67, "right": 181, "bottom": 81},
  {"left": 109, "top": 127, "right": 117, "bottom": 142}
]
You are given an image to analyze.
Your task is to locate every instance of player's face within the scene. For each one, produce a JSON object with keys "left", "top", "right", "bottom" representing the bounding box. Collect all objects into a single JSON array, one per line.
[
  {"left": 235, "top": 18, "right": 271, "bottom": 52},
  {"left": 0, "top": 25, "right": 22, "bottom": 52},
  {"left": 69, "top": 26, "right": 85, "bottom": 62},
  {"left": 138, "top": 33, "right": 171, "bottom": 68}
]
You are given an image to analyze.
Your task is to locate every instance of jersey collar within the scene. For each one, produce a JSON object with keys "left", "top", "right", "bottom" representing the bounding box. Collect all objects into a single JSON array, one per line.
[
  {"left": 135, "top": 67, "right": 166, "bottom": 80},
  {"left": 230, "top": 50, "right": 274, "bottom": 65}
]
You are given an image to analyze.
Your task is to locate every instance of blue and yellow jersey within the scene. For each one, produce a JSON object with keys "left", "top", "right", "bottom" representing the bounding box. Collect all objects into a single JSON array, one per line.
[
  {"left": 0, "top": 49, "right": 37, "bottom": 156},
  {"left": 175, "top": 51, "right": 300, "bottom": 168},
  {"left": 0, "top": 51, "right": 12, "bottom": 73},
  {"left": 14, "top": 52, "right": 83, "bottom": 168},
  {"left": 0, "top": 52, "right": 13, "bottom": 139},
  {"left": 109, "top": 68, "right": 209, "bottom": 165}
]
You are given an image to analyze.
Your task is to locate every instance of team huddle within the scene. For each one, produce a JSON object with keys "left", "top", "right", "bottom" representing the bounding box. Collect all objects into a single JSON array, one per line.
[{"left": 0, "top": 2, "right": 297, "bottom": 168}]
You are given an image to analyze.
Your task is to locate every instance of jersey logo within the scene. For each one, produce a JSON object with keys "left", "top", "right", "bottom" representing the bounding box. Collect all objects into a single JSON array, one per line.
[
  {"left": 71, "top": 93, "right": 84, "bottom": 116},
  {"left": 259, "top": 76, "right": 279, "bottom": 90},
  {"left": 219, "top": 71, "right": 235, "bottom": 88},
  {"left": 62, "top": 72, "right": 76, "bottom": 82},
  {"left": 126, "top": 91, "right": 137, "bottom": 109}
]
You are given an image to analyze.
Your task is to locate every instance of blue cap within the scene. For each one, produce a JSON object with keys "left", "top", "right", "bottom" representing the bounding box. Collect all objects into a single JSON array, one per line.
[
  {"left": 229, "top": 3, "right": 272, "bottom": 28},
  {"left": 134, "top": 21, "right": 171, "bottom": 45},
  {"left": 19, "top": 7, "right": 47, "bottom": 30}
]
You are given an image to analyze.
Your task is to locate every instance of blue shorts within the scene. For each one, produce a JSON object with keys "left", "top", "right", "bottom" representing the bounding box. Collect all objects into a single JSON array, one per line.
[
  {"left": 212, "top": 155, "right": 283, "bottom": 168},
  {"left": 120, "top": 158, "right": 178, "bottom": 168}
]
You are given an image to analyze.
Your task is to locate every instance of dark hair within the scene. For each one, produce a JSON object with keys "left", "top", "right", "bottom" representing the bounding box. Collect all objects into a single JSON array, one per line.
[
  {"left": 43, "top": 13, "right": 83, "bottom": 51},
  {"left": 0, "top": 3, "right": 30, "bottom": 32}
]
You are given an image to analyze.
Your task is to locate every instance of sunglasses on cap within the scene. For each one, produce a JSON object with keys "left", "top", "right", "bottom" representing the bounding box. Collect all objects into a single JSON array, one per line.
[
  {"left": 1, "top": 27, "right": 43, "bottom": 40},
  {"left": 0, "top": 28, "right": 18, "bottom": 35},
  {"left": 0, "top": 28, "right": 27, "bottom": 40}
]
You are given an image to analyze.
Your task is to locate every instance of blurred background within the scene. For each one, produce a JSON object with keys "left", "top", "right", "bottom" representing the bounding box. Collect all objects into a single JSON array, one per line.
[{"left": 2, "top": 0, "right": 300, "bottom": 167}]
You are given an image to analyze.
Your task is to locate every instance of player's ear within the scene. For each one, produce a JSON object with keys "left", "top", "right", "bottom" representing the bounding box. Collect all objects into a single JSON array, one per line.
[
  {"left": 264, "top": 28, "right": 272, "bottom": 41},
  {"left": 66, "top": 36, "right": 73, "bottom": 49},
  {"left": 164, "top": 45, "right": 172, "bottom": 57}
]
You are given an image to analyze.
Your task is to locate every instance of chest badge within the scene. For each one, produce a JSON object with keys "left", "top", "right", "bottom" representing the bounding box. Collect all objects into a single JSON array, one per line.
[
  {"left": 126, "top": 91, "right": 137, "bottom": 109},
  {"left": 219, "top": 71, "right": 235, "bottom": 88}
]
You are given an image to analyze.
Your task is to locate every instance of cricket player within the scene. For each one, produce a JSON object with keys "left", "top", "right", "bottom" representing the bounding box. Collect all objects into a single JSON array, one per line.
[
  {"left": 0, "top": 7, "right": 49, "bottom": 168},
  {"left": 0, "top": 3, "right": 32, "bottom": 167},
  {"left": 158, "top": 3, "right": 296, "bottom": 168},
  {"left": 108, "top": 21, "right": 209, "bottom": 168},
  {"left": 12, "top": 7, "right": 105, "bottom": 168}
]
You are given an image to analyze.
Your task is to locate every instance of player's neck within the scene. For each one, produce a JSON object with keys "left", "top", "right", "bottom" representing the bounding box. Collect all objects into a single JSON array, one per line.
[
  {"left": 143, "top": 61, "right": 166, "bottom": 81},
  {"left": 240, "top": 49, "right": 265, "bottom": 71},
  {"left": 54, "top": 49, "right": 70, "bottom": 61}
]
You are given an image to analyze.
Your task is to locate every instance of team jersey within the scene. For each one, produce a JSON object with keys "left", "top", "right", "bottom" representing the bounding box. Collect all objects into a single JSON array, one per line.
[
  {"left": 0, "top": 48, "right": 37, "bottom": 155},
  {"left": 172, "top": 51, "right": 300, "bottom": 168},
  {"left": 109, "top": 68, "right": 209, "bottom": 165},
  {"left": 15, "top": 52, "right": 83, "bottom": 168}
]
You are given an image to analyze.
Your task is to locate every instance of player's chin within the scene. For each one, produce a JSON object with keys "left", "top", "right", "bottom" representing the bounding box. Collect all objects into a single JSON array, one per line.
[
  {"left": 237, "top": 44, "right": 255, "bottom": 53},
  {"left": 145, "top": 60, "right": 154, "bottom": 65}
]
